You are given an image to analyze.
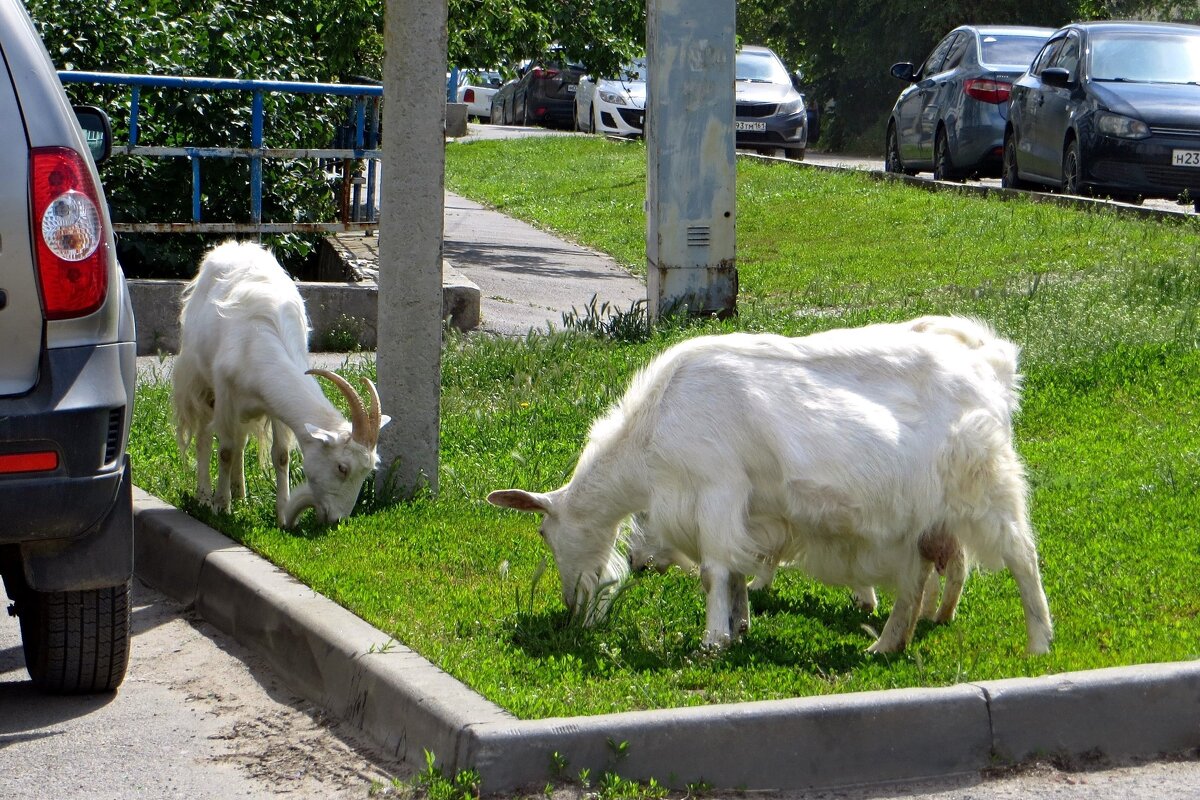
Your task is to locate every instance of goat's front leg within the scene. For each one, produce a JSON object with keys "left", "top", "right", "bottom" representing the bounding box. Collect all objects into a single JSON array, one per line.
[
  {"left": 868, "top": 558, "right": 934, "bottom": 654},
  {"left": 271, "top": 420, "right": 291, "bottom": 524},
  {"left": 933, "top": 539, "right": 966, "bottom": 623},
  {"left": 700, "top": 563, "right": 736, "bottom": 648},
  {"left": 229, "top": 434, "right": 248, "bottom": 500}
]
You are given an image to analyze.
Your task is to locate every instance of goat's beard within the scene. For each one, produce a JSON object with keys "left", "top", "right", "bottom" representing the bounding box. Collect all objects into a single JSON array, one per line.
[{"left": 279, "top": 483, "right": 315, "bottom": 528}]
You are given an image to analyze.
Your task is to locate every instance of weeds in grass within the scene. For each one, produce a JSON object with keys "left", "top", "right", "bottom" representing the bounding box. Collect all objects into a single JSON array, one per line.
[{"left": 413, "top": 750, "right": 480, "bottom": 800}]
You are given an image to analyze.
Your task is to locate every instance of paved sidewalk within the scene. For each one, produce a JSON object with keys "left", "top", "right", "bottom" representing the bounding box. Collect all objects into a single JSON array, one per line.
[{"left": 442, "top": 191, "right": 646, "bottom": 336}]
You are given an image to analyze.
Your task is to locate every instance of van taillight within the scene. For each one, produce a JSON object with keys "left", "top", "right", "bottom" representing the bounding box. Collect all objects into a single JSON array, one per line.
[
  {"left": 30, "top": 147, "right": 108, "bottom": 320},
  {"left": 964, "top": 78, "right": 1012, "bottom": 104}
]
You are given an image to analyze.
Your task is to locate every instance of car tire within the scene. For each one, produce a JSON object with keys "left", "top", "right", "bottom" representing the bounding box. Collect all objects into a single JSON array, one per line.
[
  {"left": 1062, "top": 139, "right": 1084, "bottom": 195},
  {"left": 787, "top": 148, "right": 805, "bottom": 161},
  {"left": 591, "top": 103, "right": 600, "bottom": 135},
  {"left": 885, "top": 124, "right": 914, "bottom": 176},
  {"left": 933, "top": 129, "right": 959, "bottom": 182},
  {"left": 12, "top": 575, "right": 132, "bottom": 693},
  {"left": 1001, "top": 133, "right": 1030, "bottom": 190}
]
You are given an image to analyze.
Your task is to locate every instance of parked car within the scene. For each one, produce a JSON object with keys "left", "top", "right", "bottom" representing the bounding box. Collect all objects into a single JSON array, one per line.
[
  {"left": 885, "top": 24, "right": 1054, "bottom": 180},
  {"left": 735, "top": 45, "right": 810, "bottom": 160},
  {"left": 488, "top": 57, "right": 585, "bottom": 129},
  {"left": 455, "top": 69, "right": 503, "bottom": 122},
  {"left": 1003, "top": 20, "right": 1200, "bottom": 210},
  {"left": 574, "top": 58, "right": 647, "bottom": 136},
  {"left": 0, "top": 0, "right": 136, "bottom": 692}
]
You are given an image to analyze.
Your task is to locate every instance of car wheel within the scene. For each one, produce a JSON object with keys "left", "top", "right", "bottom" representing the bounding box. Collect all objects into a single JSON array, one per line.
[
  {"left": 933, "top": 129, "right": 958, "bottom": 181},
  {"left": 787, "top": 148, "right": 805, "bottom": 161},
  {"left": 591, "top": 103, "right": 600, "bottom": 135},
  {"left": 1062, "top": 139, "right": 1083, "bottom": 195},
  {"left": 10, "top": 573, "right": 132, "bottom": 693},
  {"left": 884, "top": 124, "right": 913, "bottom": 175},
  {"left": 1001, "top": 133, "right": 1030, "bottom": 190}
]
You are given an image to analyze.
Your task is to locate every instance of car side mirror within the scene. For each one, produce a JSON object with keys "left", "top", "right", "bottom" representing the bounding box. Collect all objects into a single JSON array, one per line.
[
  {"left": 1041, "top": 67, "right": 1071, "bottom": 88},
  {"left": 73, "top": 106, "right": 112, "bottom": 165},
  {"left": 890, "top": 62, "right": 917, "bottom": 82}
]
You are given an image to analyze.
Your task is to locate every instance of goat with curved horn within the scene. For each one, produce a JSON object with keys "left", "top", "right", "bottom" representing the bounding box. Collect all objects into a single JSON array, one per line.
[{"left": 173, "top": 241, "right": 392, "bottom": 528}]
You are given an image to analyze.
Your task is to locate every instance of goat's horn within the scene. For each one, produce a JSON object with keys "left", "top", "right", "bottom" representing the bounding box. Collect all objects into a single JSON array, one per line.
[
  {"left": 306, "top": 369, "right": 371, "bottom": 445},
  {"left": 361, "top": 376, "right": 382, "bottom": 440}
]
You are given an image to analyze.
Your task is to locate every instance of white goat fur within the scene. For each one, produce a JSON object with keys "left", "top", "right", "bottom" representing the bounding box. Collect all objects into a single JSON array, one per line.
[
  {"left": 172, "top": 241, "right": 389, "bottom": 527},
  {"left": 489, "top": 316, "right": 1052, "bottom": 654}
]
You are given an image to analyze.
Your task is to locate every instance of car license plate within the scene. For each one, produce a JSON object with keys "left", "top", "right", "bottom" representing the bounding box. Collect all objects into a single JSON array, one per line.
[
  {"left": 1172, "top": 149, "right": 1200, "bottom": 167},
  {"left": 567, "top": 84, "right": 577, "bottom": 93},
  {"left": 735, "top": 121, "right": 767, "bottom": 132}
]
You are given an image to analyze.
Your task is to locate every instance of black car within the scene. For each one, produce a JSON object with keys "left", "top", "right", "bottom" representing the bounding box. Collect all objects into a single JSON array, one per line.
[
  {"left": 489, "top": 58, "right": 585, "bottom": 129},
  {"left": 885, "top": 25, "right": 1053, "bottom": 180},
  {"left": 1003, "top": 20, "right": 1200, "bottom": 210},
  {"left": 735, "top": 45, "right": 809, "bottom": 160},
  {"left": 1, "top": 0, "right": 136, "bottom": 692}
]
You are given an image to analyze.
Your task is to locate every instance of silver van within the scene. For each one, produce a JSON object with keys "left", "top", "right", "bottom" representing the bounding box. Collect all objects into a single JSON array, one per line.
[{"left": 0, "top": 0, "right": 136, "bottom": 692}]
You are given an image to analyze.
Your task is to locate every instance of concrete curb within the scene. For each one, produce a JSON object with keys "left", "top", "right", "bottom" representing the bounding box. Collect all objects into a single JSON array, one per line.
[{"left": 132, "top": 488, "right": 1200, "bottom": 793}]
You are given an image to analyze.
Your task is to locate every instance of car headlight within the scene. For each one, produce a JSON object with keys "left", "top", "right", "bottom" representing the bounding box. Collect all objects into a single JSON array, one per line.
[
  {"left": 778, "top": 96, "right": 806, "bottom": 116},
  {"left": 599, "top": 89, "right": 630, "bottom": 106},
  {"left": 1096, "top": 111, "right": 1149, "bottom": 139}
]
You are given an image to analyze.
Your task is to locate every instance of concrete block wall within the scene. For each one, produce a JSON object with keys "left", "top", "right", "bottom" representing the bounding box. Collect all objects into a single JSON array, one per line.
[{"left": 128, "top": 262, "right": 479, "bottom": 356}]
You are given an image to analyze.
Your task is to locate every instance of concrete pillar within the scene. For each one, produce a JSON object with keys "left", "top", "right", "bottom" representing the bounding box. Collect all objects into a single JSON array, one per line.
[
  {"left": 376, "top": 0, "right": 446, "bottom": 496},
  {"left": 646, "top": 0, "right": 737, "bottom": 320}
]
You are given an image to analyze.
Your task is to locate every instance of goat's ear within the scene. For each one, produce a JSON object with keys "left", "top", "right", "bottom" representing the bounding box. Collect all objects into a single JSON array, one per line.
[
  {"left": 378, "top": 414, "right": 392, "bottom": 430},
  {"left": 487, "top": 489, "right": 551, "bottom": 514},
  {"left": 304, "top": 423, "right": 345, "bottom": 445}
]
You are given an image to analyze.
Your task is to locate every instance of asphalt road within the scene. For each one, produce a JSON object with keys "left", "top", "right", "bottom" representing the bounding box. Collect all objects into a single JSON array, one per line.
[{"left": 0, "top": 579, "right": 409, "bottom": 798}]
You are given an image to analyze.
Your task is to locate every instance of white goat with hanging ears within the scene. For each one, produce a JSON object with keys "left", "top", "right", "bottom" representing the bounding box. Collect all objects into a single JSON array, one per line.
[
  {"left": 172, "top": 240, "right": 390, "bottom": 527},
  {"left": 488, "top": 317, "right": 1052, "bottom": 654}
]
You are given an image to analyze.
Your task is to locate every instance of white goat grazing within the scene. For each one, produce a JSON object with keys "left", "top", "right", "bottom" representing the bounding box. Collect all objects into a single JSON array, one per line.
[
  {"left": 621, "top": 315, "right": 1000, "bottom": 624},
  {"left": 172, "top": 240, "right": 390, "bottom": 527},
  {"left": 488, "top": 317, "right": 1052, "bottom": 654}
]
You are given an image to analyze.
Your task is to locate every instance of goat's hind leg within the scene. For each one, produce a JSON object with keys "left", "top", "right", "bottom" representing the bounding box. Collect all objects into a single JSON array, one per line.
[
  {"left": 194, "top": 427, "right": 216, "bottom": 507},
  {"left": 1003, "top": 517, "right": 1053, "bottom": 654}
]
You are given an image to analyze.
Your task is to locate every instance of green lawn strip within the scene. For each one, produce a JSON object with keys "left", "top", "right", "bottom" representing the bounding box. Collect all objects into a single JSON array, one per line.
[
  {"left": 445, "top": 137, "right": 1200, "bottom": 308},
  {"left": 131, "top": 333, "right": 1200, "bottom": 719},
  {"left": 128, "top": 140, "right": 1200, "bottom": 718}
]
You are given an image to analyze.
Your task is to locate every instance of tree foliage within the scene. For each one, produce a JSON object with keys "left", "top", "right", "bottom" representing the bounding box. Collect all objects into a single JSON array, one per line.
[{"left": 448, "top": 0, "right": 645, "bottom": 77}]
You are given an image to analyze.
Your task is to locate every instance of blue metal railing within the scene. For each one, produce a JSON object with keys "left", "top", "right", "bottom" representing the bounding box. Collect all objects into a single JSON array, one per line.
[{"left": 57, "top": 71, "right": 383, "bottom": 234}]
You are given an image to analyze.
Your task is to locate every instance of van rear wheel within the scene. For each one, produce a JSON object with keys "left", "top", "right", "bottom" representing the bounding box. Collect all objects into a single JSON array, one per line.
[{"left": 10, "top": 575, "right": 132, "bottom": 693}]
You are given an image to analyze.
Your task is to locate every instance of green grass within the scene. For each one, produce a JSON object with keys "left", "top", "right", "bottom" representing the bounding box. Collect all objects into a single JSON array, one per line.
[{"left": 130, "top": 137, "right": 1200, "bottom": 720}]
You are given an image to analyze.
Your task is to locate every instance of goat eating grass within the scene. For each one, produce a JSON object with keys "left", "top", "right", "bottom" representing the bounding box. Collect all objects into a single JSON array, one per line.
[
  {"left": 488, "top": 316, "right": 1052, "bottom": 655},
  {"left": 172, "top": 240, "right": 390, "bottom": 528}
]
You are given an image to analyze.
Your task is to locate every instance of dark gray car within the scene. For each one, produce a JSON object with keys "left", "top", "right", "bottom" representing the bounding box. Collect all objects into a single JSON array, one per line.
[
  {"left": 1, "top": 0, "right": 136, "bottom": 692},
  {"left": 886, "top": 25, "right": 1053, "bottom": 180},
  {"left": 735, "top": 45, "right": 809, "bottom": 160}
]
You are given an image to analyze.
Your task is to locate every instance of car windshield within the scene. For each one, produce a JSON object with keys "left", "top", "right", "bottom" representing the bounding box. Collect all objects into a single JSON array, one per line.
[
  {"left": 735, "top": 49, "right": 790, "bottom": 84},
  {"left": 979, "top": 34, "right": 1048, "bottom": 68},
  {"left": 615, "top": 58, "right": 647, "bottom": 82},
  {"left": 1090, "top": 31, "right": 1200, "bottom": 84}
]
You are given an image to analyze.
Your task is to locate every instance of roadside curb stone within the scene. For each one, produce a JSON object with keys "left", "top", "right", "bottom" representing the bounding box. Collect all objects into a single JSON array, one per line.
[{"left": 131, "top": 487, "right": 1200, "bottom": 793}]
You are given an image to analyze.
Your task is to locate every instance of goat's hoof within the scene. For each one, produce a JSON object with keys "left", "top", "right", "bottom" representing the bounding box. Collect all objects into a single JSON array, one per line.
[
  {"left": 701, "top": 632, "right": 731, "bottom": 650},
  {"left": 866, "top": 638, "right": 905, "bottom": 654}
]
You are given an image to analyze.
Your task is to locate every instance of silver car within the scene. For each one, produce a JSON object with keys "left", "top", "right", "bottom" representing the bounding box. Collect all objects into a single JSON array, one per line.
[
  {"left": 885, "top": 25, "right": 1053, "bottom": 180},
  {"left": 0, "top": 0, "right": 136, "bottom": 692}
]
